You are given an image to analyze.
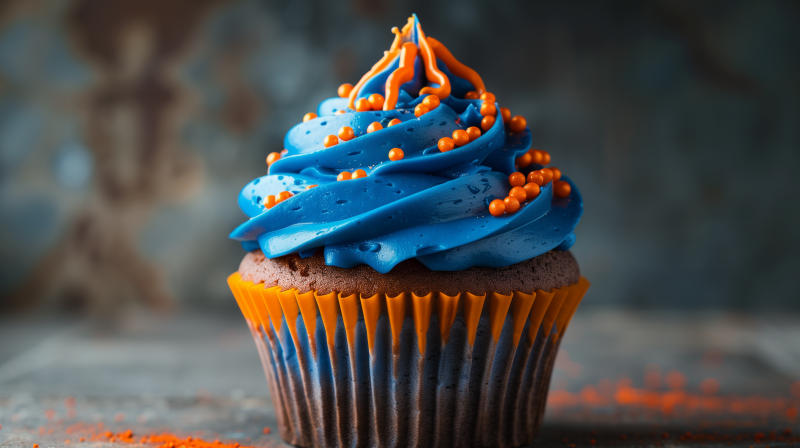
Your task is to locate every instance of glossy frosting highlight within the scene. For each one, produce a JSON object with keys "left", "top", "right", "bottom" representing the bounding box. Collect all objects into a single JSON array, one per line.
[{"left": 230, "top": 15, "right": 583, "bottom": 273}]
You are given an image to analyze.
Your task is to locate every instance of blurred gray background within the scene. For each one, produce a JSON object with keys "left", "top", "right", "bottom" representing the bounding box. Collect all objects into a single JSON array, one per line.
[{"left": 0, "top": 0, "right": 798, "bottom": 316}]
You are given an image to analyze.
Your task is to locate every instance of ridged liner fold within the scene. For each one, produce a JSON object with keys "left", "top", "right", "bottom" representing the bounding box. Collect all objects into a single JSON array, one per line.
[{"left": 227, "top": 273, "right": 590, "bottom": 448}]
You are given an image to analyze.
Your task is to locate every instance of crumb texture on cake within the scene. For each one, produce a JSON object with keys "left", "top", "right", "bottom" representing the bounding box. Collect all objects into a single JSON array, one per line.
[{"left": 238, "top": 250, "right": 579, "bottom": 297}]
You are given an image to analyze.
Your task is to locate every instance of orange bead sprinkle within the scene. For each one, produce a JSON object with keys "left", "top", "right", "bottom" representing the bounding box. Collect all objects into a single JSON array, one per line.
[
  {"left": 438, "top": 137, "right": 455, "bottom": 152},
  {"left": 554, "top": 181, "right": 571, "bottom": 198},
  {"left": 264, "top": 195, "right": 276, "bottom": 209},
  {"left": 523, "top": 182, "right": 541, "bottom": 200},
  {"left": 509, "top": 172, "right": 526, "bottom": 187},
  {"left": 266, "top": 152, "right": 281, "bottom": 166},
  {"left": 352, "top": 169, "right": 367, "bottom": 179},
  {"left": 480, "top": 92, "right": 496, "bottom": 102},
  {"left": 550, "top": 167, "right": 562, "bottom": 182},
  {"left": 509, "top": 186, "right": 527, "bottom": 203},
  {"left": 323, "top": 135, "right": 339, "bottom": 147},
  {"left": 481, "top": 115, "right": 495, "bottom": 131},
  {"left": 367, "top": 122, "right": 383, "bottom": 133},
  {"left": 516, "top": 152, "right": 533, "bottom": 168},
  {"left": 303, "top": 112, "right": 317, "bottom": 122},
  {"left": 509, "top": 115, "right": 527, "bottom": 132},
  {"left": 414, "top": 104, "right": 430, "bottom": 117},
  {"left": 540, "top": 150, "right": 551, "bottom": 165},
  {"left": 422, "top": 94, "right": 440, "bottom": 109},
  {"left": 480, "top": 102, "right": 497, "bottom": 117},
  {"left": 504, "top": 196, "right": 520, "bottom": 214},
  {"left": 338, "top": 126, "right": 355, "bottom": 141},
  {"left": 276, "top": 191, "right": 293, "bottom": 203},
  {"left": 338, "top": 83, "right": 353, "bottom": 98},
  {"left": 500, "top": 107, "right": 511, "bottom": 124},
  {"left": 388, "top": 118, "right": 402, "bottom": 127},
  {"left": 540, "top": 168, "right": 554, "bottom": 184},
  {"left": 355, "top": 98, "right": 371, "bottom": 112},
  {"left": 33, "top": 444, "right": 39, "bottom": 448},
  {"left": 368, "top": 93, "right": 385, "bottom": 110},
  {"left": 452, "top": 129, "right": 469, "bottom": 146},
  {"left": 527, "top": 170, "right": 544, "bottom": 186},
  {"left": 337, "top": 171, "right": 352, "bottom": 181},
  {"left": 530, "top": 149, "right": 544, "bottom": 165},
  {"left": 335, "top": 109, "right": 346, "bottom": 115},
  {"left": 388, "top": 148, "right": 404, "bottom": 161},
  {"left": 489, "top": 199, "right": 505, "bottom": 217},
  {"left": 464, "top": 91, "right": 480, "bottom": 100},
  {"left": 466, "top": 126, "right": 481, "bottom": 141}
]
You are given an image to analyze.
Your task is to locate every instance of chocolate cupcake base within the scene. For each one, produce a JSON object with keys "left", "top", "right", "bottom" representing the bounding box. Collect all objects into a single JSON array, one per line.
[{"left": 228, "top": 251, "right": 589, "bottom": 448}]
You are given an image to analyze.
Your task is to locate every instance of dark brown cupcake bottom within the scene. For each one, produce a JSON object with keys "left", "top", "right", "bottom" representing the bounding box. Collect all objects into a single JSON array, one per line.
[{"left": 238, "top": 249, "right": 580, "bottom": 297}]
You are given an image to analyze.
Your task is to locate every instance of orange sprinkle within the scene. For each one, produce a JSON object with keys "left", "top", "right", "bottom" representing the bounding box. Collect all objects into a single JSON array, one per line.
[
  {"left": 508, "top": 172, "right": 526, "bottom": 187},
  {"left": 516, "top": 152, "right": 532, "bottom": 168},
  {"left": 509, "top": 186, "right": 527, "bottom": 203},
  {"left": 554, "top": 181, "right": 571, "bottom": 198},
  {"left": 266, "top": 152, "right": 281, "bottom": 166},
  {"left": 276, "top": 191, "right": 293, "bottom": 203},
  {"left": 422, "top": 94, "right": 440, "bottom": 110},
  {"left": 338, "top": 126, "right": 355, "bottom": 141},
  {"left": 523, "top": 182, "right": 540, "bottom": 200},
  {"left": 263, "top": 427, "right": 271, "bottom": 435},
  {"left": 367, "top": 122, "right": 383, "bottom": 133},
  {"left": 480, "top": 92, "right": 496, "bottom": 102},
  {"left": 367, "top": 93, "right": 384, "bottom": 110},
  {"left": 539, "top": 150, "right": 551, "bottom": 165},
  {"left": 337, "top": 171, "right": 352, "bottom": 181},
  {"left": 481, "top": 115, "right": 495, "bottom": 131},
  {"left": 452, "top": 129, "right": 469, "bottom": 146},
  {"left": 338, "top": 83, "right": 353, "bottom": 98},
  {"left": 550, "top": 167, "right": 562, "bottom": 182},
  {"left": 323, "top": 135, "right": 339, "bottom": 147},
  {"left": 504, "top": 196, "right": 520, "bottom": 214},
  {"left": 388, "top": 118, "right": 402, "bottom": 127},
  {"left": 355, "top": 98, "right": 371, "bottom": 112},
  {"left": 466, "top": 126, "right": 481, "bottom": 141},
  {"left": 352, "top": 169, "right": 367, "bottom": 179},
  {"left": 335, "top": 109, "right": 346, "bottom": 115},
  {"left": 530, "top": 149, "right": 544, "bottom": 165},
  {"left": 480, "top": 102, "right": 497, "bottom": 117},
  {"left": 414, "top": 104, "right": 430, "bottom": 117},
  {"left": 500, "top": 107, "right": 511, "bottom": 124},
  {"left": 389, "top": 148, "right": 404, "bottom": 161},
  {"left": 438, "top": 137, "right": 455, "bottom": 152},
  {"left": 303, "top": 112, "right": 317, "bottom": 122},
  {"left": 464, "top": 91, "right": 479, "bottom": 100},
  {"left": 264, "top": 195, "right": 276, "bottom": 209},
  {"left": 33, "top": 444, "right": 39, "bottom": 448},
  {"left": 509, "top": 115, "right": 527, "bottom": 132},
  {"left": 527, "top": 170, "right": 544, "bottom": 186},
  {"left": 489, "top": 199, "right": 505, "bottom": 216},
  {"left": 307, "top": 184, "right": 318, "bottom": 189},
  {"left": 540, "top": 168, "right": 554, "bottom": 184}
]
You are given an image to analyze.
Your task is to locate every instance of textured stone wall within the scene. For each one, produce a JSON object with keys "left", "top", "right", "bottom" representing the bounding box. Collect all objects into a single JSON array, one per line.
[{"left": 0, "top": 0, "right": 797, "bottom": 313}]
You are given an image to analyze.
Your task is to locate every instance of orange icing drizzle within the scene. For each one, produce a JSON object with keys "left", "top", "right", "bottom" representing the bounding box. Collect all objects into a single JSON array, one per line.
[
  {"left": 416, "top": 22, "right": 451, "bottom": 99},
  {"left": 314, "top": 291, "right": 339, "bottom": 353},
  {"left": 347, "top": 15, "right": 485, "bottom": 110},
  {"left": 295, "top": 290, "right": 318, "bottom": 354},
  {"left": 262, "top": 286, "right": 285, "bottom": 334},
  {"left": 386, "top": 292, "right": 406, "bottom": 353},
  {"left": 489, "top": 291, "right": 514, "bottom": 343},
  {"left": 383, "top": 42, "right": 418, "bottom": 110},
  {"left": 427, "top": 37, "right": 485, "bottom": 95},
  {"left": 360, "top": 293, "right": 382, "bottom": 354},
  {"left": 462, "top": 292, "right": 486, "bottom": 346},
  {"left": 247, "top": 283, "right": 273, "bottom": 332}
]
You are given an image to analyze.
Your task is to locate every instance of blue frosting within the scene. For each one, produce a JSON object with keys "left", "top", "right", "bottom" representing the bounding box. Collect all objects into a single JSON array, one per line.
[{"left": 230, "top": 60, "right": 583, "bottom": 273}]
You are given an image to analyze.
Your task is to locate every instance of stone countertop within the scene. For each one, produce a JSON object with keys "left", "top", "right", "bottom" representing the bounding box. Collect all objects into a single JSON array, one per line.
[{"left": 1, "top": 309, "right": 799, "bottom": 447}]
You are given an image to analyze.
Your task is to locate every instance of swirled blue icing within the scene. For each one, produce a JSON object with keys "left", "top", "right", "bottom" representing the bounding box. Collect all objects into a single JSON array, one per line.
[{"left": 230, "top": 51, "right": 583, "bottom": 273}]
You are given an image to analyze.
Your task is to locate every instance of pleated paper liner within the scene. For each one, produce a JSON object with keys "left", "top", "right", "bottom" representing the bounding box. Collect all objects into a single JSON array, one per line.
[{"left": 228, "top": 273, "right": 589, "bottom": 448}]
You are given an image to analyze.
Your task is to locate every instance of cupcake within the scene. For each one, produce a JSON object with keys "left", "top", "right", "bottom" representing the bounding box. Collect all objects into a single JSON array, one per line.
[{"left": 227, "top": 15, "right": 589, "bottom": 448}]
